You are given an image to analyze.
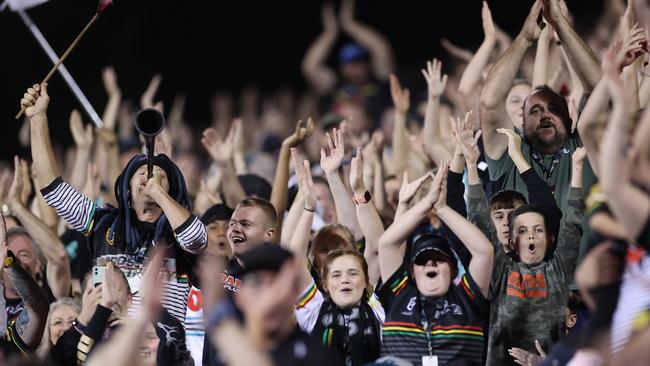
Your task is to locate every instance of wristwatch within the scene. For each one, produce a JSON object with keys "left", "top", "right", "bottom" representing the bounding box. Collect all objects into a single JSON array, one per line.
[{"left": 352, "top": 191, "right": 372, "bottom": 205}]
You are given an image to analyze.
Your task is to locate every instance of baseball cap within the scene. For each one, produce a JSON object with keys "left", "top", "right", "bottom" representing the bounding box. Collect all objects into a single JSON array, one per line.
[
  {"left": 339, "top": 43, "right": 369, "bottom": 64},
  {"left": 230, "top": 244, "right": 293, "bottom": 278},
  {"left": 410, "top": 234, "right": 456, "bottom": 268},
  {"left": 201, "top": 204, "right": 234, "bottom": 225}
]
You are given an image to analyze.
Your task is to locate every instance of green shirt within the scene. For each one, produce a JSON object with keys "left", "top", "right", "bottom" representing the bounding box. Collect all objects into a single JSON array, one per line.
[{"left": 486, "top": 136, "right": 582, "bottom": 212}]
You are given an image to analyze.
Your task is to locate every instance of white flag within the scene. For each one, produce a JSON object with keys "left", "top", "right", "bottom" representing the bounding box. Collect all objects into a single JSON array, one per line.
[{"left": 5, "top": 0, "right": 49, "bottom": 11}]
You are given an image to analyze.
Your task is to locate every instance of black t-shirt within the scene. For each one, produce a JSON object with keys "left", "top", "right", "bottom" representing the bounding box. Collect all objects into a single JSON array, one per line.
[
  {"left": 377, "top": 263, "right": 489, "bottom": 366},
  {"left": 223, "top": 258, "right": 243, "bottom": 293}
]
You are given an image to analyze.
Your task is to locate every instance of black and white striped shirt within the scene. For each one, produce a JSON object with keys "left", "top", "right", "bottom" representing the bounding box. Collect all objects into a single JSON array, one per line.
[{"left": 41, "top": 177, "right": 207, "bottom": 323}]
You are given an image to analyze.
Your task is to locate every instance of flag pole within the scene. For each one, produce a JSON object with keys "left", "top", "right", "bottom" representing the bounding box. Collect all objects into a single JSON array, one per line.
[
  {"left": 16, "top": 10, "right": 103, "bottom": 127},
  {"left": 15, "top": 11, "right": 103, "bottom": 124}
]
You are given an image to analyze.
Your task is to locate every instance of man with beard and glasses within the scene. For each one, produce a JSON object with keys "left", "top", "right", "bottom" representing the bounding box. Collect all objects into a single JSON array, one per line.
[{"left": 479, "top": 0, "right": 596, "bottom": 212}]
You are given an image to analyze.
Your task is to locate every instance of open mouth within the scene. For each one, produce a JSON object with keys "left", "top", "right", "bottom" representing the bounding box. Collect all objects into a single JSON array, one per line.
[
  {"left": 538, "top": 120, "right": 554, "bottom": 131},
  {"left": 528, "top": 244, "right": 535, "bottom": 252},
  {"left": 217, "top": 240, "right": 228, "bottom": 249},
  {"left": 426, "top": 270, "right": 438, "bottom": 279},
  {"left": 231, "top": 236, "right": 245, "bottom": 245},
  {"left": 340, "top": 287, "right": 353, "bottom": 294}
]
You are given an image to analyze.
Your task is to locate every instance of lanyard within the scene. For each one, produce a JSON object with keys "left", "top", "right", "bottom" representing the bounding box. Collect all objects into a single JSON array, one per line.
[
  {"left": 531, "top": 150, "right": 562, "bottom": 186},
  {"left": 420, "top": 297, "right": 433, "bottom": 356}
]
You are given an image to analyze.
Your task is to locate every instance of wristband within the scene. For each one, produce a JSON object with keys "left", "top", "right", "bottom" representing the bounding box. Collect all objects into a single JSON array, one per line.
[
  {"left": 352, "top": 191, "right": 372, "bottom": 205},
  {"left": 73, "top": 319, "right": 87, "bottom": 334},
  {"left": 304, "top": 207, "right": 315, "bottom": 213}
]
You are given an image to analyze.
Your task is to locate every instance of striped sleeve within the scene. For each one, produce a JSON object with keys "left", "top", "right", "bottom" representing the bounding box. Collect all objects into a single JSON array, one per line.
[
  {"left": 294, "top": 280, "right": 323, "bottom": 334},
  {"left": 174, "top": 215, "right": 207, "bottom": 254},
  {"left": 376, "top": 263, "right": 410, "bottom": 312},
  {"left": 41, "top": 177, "right": 96, "bottom": 235}
]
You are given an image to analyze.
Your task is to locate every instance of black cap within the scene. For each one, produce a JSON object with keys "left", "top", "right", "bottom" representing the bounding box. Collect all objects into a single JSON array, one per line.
[
  {"left": 410, "top": 234, "right": 455, "bottom": 265},
  {"left": 230, "top": 244, "right": 293, "bottom": 278},
  {"left": 201, "top": 204, "right": 234, "bottom": 225}
]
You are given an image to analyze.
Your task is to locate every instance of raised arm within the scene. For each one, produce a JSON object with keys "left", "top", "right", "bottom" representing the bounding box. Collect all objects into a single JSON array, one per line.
[
  {"left": 21, "top": 83, "right": 60, "bottom": 188},
  {"left": 301, "top": 3, "right": 338, "bottom": 95},
  {"left": 532, "top": 23, "right": 554, "bottom": 87},
  {"left": 201, "top": 120, "right": 246, "bottom": 209},
  {"left": 271, "top": 119, "right": 315, "bottom": 239},
  {"left": 339, "top": 0, "right": 394, "bottom": 81},
  {"left": 101, "top": 66, "right": 121, "bottom": 131},
  {"left": 480, "top": 0, "right": 543, "bottom": 159},
  {"left": 422, "top": 59, "right": 453, "bottom": 163},
  {"left": 378, "top": 168, "right": 444, "bottom": 281},
  {"left": 288, "top": 149, "right": 317, "bottom": 292},
  {"left": 433, "top": 164, "right": 493, "bottom": 298},
  {"left": 543, "top": 0, "right": 601, "bottom": 91},
  {"left": 321, "top": 128, "right": 363, "bottom": 239},
  {"left": 349, "top": 148, "right": 383, "bottom": 286},
  {"left": 458, "top": 2, "right": 497, "bottom": 96},
  {"left": 7, "top": 157, "right": 70, "bottom": 299},
  {"left": 69, "top": 110, "right": 94, "bottom": 191},
  {"left": 390, "top": 74, "right": 413, "bottom": 176},
  {"left": 1, "top": 219, "right": 48, "bottom": 348},
  {"left": 599, "top": 52, "right": 650, "bottom": 240}
]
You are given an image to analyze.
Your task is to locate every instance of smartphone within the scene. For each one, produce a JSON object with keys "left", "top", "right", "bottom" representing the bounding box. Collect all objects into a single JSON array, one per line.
[{"left": 92, "top": 265, "right": 106, "bottom": 287}]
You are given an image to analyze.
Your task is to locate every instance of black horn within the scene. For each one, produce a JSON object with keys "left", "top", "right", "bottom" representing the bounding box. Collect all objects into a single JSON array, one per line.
[{"left": 134, "top": 108, "right": 166, "bottom": 179}]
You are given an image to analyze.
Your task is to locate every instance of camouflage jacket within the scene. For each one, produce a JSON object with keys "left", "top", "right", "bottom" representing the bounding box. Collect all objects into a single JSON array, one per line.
[{"left": 468, "top": 184, "right": 584, "bottom": 366}]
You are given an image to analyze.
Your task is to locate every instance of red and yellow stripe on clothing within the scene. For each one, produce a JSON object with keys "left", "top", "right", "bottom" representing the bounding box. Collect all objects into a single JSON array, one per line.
[
  {"left": 389, "top": 271, "right": 409, "bottom": 296},
  {"left": 383, "top": 321, "right": 425, "bottom": 336},
  {"left": 384, "top": 322, "right": 484, "bottom": 341},
  {"left": 431, "top": 325, "right": 484, "bottom": 340},
  {"left": 295, "top": 282, "right": 317, "bottom": 309},
  {"left": 460, "top": 276, "right": 474, "bottom": 300}
]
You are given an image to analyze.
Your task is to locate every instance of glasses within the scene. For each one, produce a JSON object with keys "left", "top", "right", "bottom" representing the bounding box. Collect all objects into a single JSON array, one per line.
[{"left": 51, "top": 318, "right": 75, "bottom": 328}]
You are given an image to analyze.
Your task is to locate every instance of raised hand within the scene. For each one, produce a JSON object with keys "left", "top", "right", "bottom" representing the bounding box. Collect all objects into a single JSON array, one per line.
[
  {"left": 7, "top": 156, "right": 26, "bottom": 208},
  {"left": 363, "top": 130, "right": 385, "bottom": 163},
  {"left": 82, "top": 163, "right": 101, "bottom": 201},
  {"left": 482, "top": 1, "right": 496, "bottom": 41},
  {"left": 349, "top": 148, "right": 366, "bottom": 196},
  {"left": 496, "top": 128, "right": 523, "bottom": 159},
  {"left": 423, "top": 163, "right": 448, "bottom": 208},
  {"left": 140, "top": 74, "right": 162, "bottom": 109},
  {"left": 70, "top": 109, "right": 94, "bottom": 149},
  {"left": 522, "top": 0, "right": 545, "bottom": 42},
  {"left": 283, "top": 118, "right": 315, "bottom": 148},
  {"left": 78, "top": 284, "right": 102, "bottom": 325},
  {"left": 452, "top": 112, "right": 482, "bottom": 165},
  {"left": 434, "top": 162, "right": 450, "bottom": 210},
  {"left": 102, "top": 66, "right": 120, "bottom": 96},
  {"left": 398, "top": 171, "right": 433, "bottom": 204},
  {"left": 421, "top": 58, "right": 448, "bottom": 99},
  {"left": 291, "top": 148, "right": 316, "bottom": 211},
  {"left": 202, "top": 119, "right": 241, "bottom": 166},
  {"left": 320, "top": 127, "right": 345, "bottom": 175},
  {"left": 542, "top": 0, "right": 565, "bottom": 28},
  {"left": 339, "top": 0, "right": 356, "bottom": 30},
  {"left": 389, "top": 74, "right": 410, "bottom": 114},
  {"left": 100, "top": 262, "right": 123, "bottom": 310},
  {"left": 20, "top": 83, "right": 50, "bottom": 120},
  {"left": 617, "top": 23, "right": 649, "bottom": 70},
  {"left": 571, "top": 146, "right": 587, "bottom": 165},
  {"left": 321, "top": 2, "right": 338, "bottom": 33}
]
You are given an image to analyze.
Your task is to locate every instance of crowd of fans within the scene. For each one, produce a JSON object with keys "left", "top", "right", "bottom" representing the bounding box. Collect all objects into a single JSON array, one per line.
[{"left": 2, "top": 0, "right": 650, "bottom": 365}]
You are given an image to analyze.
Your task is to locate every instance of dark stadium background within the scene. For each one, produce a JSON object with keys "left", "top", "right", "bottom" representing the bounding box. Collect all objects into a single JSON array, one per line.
[{"left": 0, "top": 0, "right": 601, "bottom": 160}]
